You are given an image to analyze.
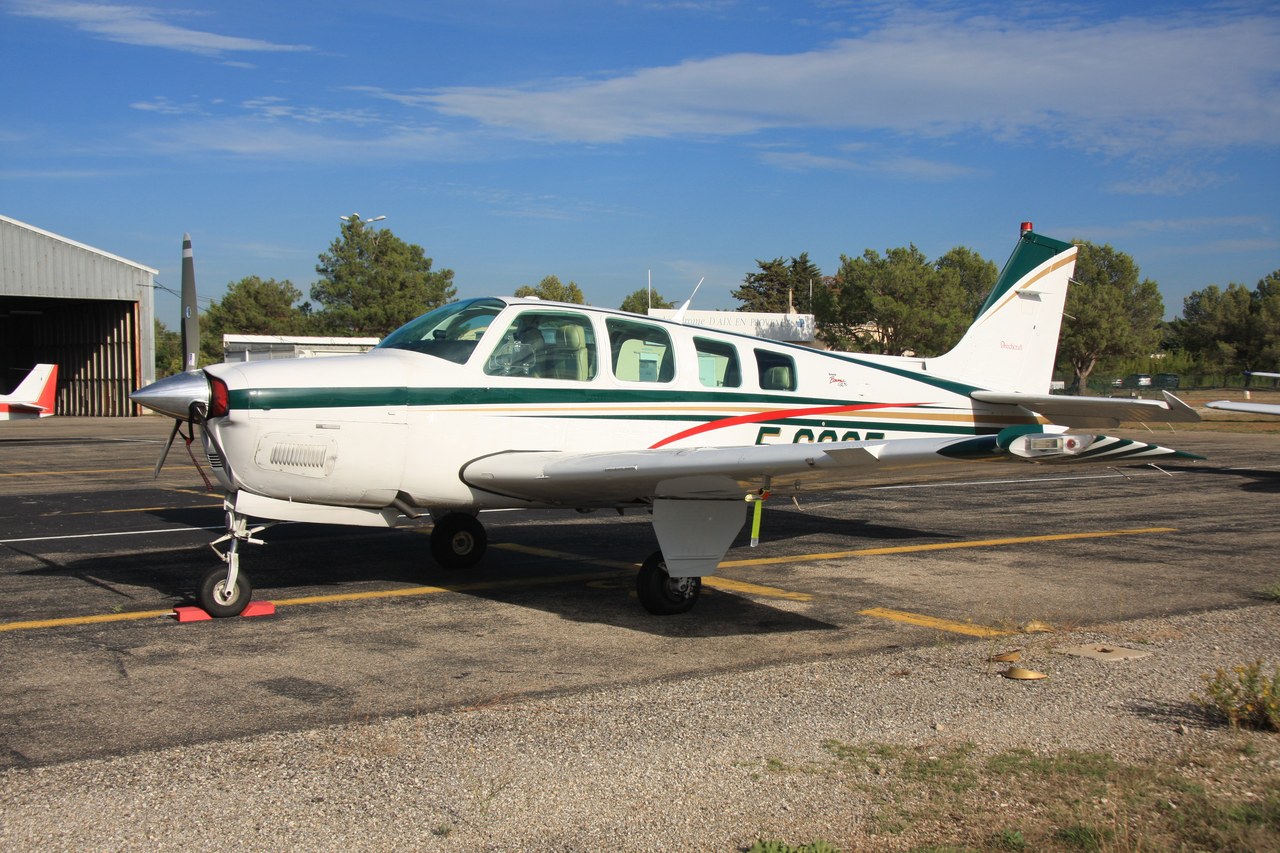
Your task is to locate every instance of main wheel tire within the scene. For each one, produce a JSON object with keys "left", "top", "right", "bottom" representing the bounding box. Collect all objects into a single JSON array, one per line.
[
  {"left": 636, "top": 551, "right": 701, "bottom": 615},
  {"left": 430, "top": 513, "right": 488, "bottom": 569},
  {"left": 197, "top": 566, "right": 252, "bottom": 618}
]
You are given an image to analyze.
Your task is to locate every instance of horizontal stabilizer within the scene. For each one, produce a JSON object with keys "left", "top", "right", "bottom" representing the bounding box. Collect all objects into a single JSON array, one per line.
[{"left": 972, "top": 390, "right": 1199, "bottom": 428}]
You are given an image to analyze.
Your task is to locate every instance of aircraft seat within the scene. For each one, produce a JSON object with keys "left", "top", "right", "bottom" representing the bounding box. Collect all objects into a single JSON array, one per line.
[{"left": 545, "top": 324, "right": 590, "bottom": 381}]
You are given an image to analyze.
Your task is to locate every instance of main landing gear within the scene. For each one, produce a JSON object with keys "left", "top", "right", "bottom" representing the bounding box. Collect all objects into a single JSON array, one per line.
[
  {"left": 636, "top": 550, "right": 701, "bottom": 615},
  {"left": 429, "top": 512, "right": 488, "bottom": 569},
  {"left": 430, "top": 515, "right": 700, "bottom": 615}
]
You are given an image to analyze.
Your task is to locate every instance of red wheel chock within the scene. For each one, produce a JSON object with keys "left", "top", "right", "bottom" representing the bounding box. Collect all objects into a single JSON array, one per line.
[{"left": 172, "top": 601, "right": 276, "bottom": 622}]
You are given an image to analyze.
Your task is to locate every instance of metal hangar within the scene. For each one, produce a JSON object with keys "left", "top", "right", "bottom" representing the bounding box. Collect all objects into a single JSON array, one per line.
[{"left": 1, "top": 214, "right": 156, "bottom": 416}]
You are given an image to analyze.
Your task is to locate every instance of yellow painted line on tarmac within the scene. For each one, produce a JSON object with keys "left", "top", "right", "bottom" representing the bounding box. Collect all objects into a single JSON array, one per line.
[
  {"left": 701, "top": 575, "right": 812, "bottom": 601},
  {"left": 270, "top": 569, "right": 627, "bottom": 608},
  {"left": 719, "top": 527, "right": 1177, "bottom": 568},
  {"left": 858, "top": 607, "right": 1012, "bottom": 637},
  {"left": 492, "top": 542, "right": 811, "bottom": 600},
  {"left": 0, "top": 467, "right": 157, "bottom": 478},
  {"left": 0, "top": 609, "right": 175, "bottom": 632}
]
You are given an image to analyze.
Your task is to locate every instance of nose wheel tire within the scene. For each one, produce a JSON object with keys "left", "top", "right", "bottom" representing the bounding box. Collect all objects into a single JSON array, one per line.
[
  {"left": 430, "top": 513, "right": 488, "bottom": 569},
  {"left": 197, "top": 565, "right": 253, "bottom": 618},
  {"left": 636, "top": 551, "right": 701, "bottom": 615}
]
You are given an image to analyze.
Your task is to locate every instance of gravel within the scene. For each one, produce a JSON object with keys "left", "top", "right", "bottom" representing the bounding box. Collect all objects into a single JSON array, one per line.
[{"left": 2, "top": 603, "right": 1278, "bottom": 851}]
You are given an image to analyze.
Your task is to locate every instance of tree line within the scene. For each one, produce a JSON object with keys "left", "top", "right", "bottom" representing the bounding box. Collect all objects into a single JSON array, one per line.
[{"left": 156, "top": 219, "right": 1279, "bottom": 392}]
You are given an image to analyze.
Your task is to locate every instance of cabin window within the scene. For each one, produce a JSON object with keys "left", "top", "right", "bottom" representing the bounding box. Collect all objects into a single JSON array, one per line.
[
  {"left": 483, "top": 311, "right": 597, "bottom": 380},
  {"left": 377, "top": 297, "right": 505, "bottom": 364},
  {"left": 606, "top": 318, "right": 674, "bottom": 383},
  {"left": 755, "top": 349, "right": 796, "bottom": 391},
  {"left": 694, "top": 338, "right": 741, "bottom": 388}
]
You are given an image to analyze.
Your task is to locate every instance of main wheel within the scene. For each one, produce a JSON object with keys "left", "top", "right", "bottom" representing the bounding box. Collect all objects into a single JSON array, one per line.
[
  {"left": 430, "top": 513, "right": 488, "bottom": 569},
  {"left": 636, "top": 551, "right": 701, "bottom": 615},
  {"left": 197, "top": 565, "right": 252, "bottom": 618}
]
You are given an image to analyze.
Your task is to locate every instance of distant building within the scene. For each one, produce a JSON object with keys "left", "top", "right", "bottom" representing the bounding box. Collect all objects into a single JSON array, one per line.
[
  {"left": 647, "top": 309, "right": 817, "bottom": 346},
  {"left": 1, "top": 214, "right": 157, "bottom": 415},
  {"left": 223, "top": 335, "right": 380, "bottom": 363}
]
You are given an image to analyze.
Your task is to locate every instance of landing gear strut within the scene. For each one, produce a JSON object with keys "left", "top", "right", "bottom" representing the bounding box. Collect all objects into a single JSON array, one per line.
[{"left": 636, "top": 550, "right": 701, "bottom": 615}]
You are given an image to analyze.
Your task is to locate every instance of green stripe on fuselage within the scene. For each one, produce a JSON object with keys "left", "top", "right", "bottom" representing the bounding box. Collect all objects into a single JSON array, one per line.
[{"left": 227, "top": 386, "right": 971, "bottom": 412}]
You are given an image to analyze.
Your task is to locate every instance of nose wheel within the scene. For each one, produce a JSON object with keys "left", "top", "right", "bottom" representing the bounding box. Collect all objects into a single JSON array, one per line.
[{"left": 197, "top": 565, "right": 253, "bottom": 618}]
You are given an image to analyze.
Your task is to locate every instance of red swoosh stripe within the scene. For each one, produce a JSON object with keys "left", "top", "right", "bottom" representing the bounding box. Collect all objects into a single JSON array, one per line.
[{"left": 648, "top": 402, "right": 927, "bottom": 449}]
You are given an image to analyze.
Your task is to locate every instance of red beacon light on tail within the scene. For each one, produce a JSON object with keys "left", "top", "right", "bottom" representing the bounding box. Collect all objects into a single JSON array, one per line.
[{"left": 1020, "top": 221, "right": 1034, "bottom": 234}]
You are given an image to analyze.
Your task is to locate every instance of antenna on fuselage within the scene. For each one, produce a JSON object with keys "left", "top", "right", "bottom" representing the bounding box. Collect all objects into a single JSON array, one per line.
[{"left": 671, "top": 276, "right": 704, "bottom": 324}]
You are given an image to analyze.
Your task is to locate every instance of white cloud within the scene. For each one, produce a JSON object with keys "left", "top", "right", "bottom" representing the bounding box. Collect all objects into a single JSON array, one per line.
[
  {"left": 403, "top": 11, "right": 1280, "bottom": 156},
  {"left": 9, "top": 1, "right": 311, "bottom": 56},
  {"left": 758, "top": 148, "right": 976, "bottom": 180}
]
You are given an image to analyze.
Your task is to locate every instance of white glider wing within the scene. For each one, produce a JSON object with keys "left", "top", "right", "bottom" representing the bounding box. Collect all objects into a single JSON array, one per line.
[
  {"left": 972, "top": 390, "right": 1199, "bottom": 428},
  {"left": 1205, "top": 400, "right": 1280, "bottom": 416}
]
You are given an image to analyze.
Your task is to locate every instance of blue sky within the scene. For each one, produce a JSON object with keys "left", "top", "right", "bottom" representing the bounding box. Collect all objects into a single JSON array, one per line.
[{"left": 3, "top": 0, "right": 1278, "bottom": 325}]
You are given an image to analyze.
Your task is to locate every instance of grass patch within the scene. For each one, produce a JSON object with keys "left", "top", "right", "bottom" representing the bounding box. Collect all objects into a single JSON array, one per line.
[
  {"left": 1194, "top": 660, "right": 1280, "bottom": 731},
  {"left": 751, "top": 736, "right": 1280, "bottom": 851}
]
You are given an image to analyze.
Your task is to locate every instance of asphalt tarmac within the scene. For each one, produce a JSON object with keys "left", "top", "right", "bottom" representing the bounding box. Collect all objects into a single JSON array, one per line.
[{"left": 1, "top": 417, "right": 1277, "bottom": 769}]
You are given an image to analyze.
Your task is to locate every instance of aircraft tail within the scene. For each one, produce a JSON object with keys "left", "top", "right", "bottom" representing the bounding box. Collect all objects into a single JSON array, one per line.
[
  {"left": 926, "top": 225, "right": 1076, "bottom": 394},
  {"left": 0, "top": 364, "right": 58, "bottom": 418}
]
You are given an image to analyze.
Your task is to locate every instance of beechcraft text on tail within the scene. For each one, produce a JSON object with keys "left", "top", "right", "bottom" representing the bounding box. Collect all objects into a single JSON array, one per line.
[
  {"left": 0, "top": 364, "right": 57, "bottom": 420},
  {"left": 131, "top": 224, "right": 1202, "bottom": 618}
]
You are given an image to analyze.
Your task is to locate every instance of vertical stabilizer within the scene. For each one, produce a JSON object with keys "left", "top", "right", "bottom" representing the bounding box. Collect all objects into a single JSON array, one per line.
[
  {"left": 0, "top": 364, "right": 58, "bottom": 419},
  {"left": 181, "top": 233, "right": 200, "bottom": 372},
  {"left": 926, "top": 225, "right": 1076, "bottom": 394}
]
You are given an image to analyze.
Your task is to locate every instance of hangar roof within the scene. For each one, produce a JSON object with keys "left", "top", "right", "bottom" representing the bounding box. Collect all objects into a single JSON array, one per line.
[{"left": 1, "top": 213, "right": 158, "bottom": 302}]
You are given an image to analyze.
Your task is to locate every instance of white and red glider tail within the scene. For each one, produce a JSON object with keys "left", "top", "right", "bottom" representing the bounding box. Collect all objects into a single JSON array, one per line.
[{"left": 0, "top": 364, "right": 58, "bottom": 420}]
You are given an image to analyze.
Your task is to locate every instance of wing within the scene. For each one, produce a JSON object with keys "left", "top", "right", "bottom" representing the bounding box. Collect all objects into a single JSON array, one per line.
[
  {"left": 460, "top": 431, "right": 1200, "bottom": 506},
  {"left": 971, "top": 390, "right": 1199, "bottom": 428},
  {"left": 1205, "top": 400, "right": 1280, "bottom": 416}
]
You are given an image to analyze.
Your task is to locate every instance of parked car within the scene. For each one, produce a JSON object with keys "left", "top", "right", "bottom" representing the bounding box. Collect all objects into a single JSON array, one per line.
[
  {"left": 1121, "top": 374, "right": 1152, "bottom": 388},
  {"left": 1152, "top": 373, "right": 1180, "bottom": 389}
]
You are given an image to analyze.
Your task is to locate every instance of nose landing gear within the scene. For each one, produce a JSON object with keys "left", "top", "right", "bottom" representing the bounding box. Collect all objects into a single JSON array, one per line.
[{"left": 200, "top": 507, "right": 274, "bottom": 617}]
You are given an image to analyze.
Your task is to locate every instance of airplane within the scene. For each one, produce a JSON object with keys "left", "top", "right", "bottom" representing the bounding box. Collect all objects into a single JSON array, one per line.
[
  {"left": 131, "top": 224, "right": 1203, "bottom": 618},
  {"left": 0, "top": 364, "right": 58, "bottom": 420},
  {"left": 1206, "top": 371, "right": 1280, "bottom": 416}
]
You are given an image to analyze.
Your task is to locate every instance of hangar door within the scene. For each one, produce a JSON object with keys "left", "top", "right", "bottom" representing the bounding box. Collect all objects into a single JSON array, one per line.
[{"left": 1, "top": 296, "right": 141, "bottom": 416}]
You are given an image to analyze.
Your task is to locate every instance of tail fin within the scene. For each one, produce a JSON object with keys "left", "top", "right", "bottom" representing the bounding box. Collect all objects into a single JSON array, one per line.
[
  {"left": 926, "top": 227, "right": 1076, "bottom": 394},
  {"left": 0, "top": 364, "right": 58, "bottom": 419}
]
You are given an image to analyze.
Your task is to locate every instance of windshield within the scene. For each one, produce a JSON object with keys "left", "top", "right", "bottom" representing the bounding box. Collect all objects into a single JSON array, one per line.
[{"left": 376, "top": 298, "right": 506, "bottom": 364}]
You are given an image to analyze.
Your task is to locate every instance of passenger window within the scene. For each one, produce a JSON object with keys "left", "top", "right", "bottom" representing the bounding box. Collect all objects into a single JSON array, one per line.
[
  {"left": 694, "top": 338, "right": 741, "bottom": 388},
  {"left": 755, "top": 349, "right": 796, "bottom": 391},
  {"left": 607, "top": 318, "right": 674, "bottom": 383},
  {"left": 483, "top": 311, "right": 597, "bottom": 380}
]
